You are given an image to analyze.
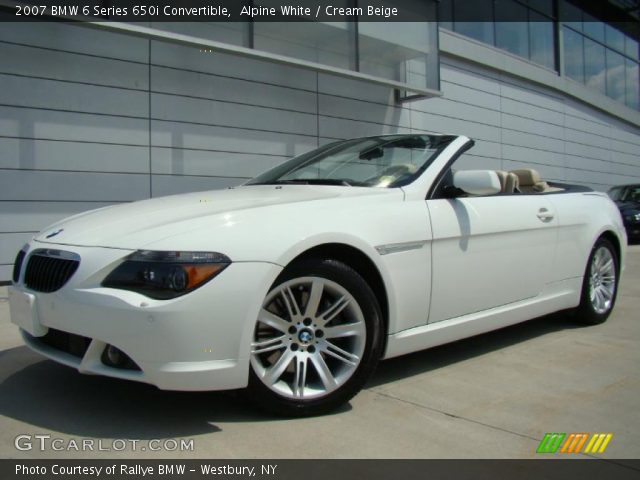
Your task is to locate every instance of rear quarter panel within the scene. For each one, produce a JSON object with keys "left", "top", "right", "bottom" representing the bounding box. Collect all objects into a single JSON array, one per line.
[{"left": 547, "top": 192, "right": 626, "bottom": 282}]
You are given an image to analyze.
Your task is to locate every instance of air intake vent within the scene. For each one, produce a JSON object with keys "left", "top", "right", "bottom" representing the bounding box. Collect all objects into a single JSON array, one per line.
[
  {"left": 12, "top": 249, "right": 26, "bottom": 283},
  {"left": 24, "top": 250, "right": 80, "bottom": 293},
  {"left": 39, "top": 328, "right": 91, "bottom": 358}
]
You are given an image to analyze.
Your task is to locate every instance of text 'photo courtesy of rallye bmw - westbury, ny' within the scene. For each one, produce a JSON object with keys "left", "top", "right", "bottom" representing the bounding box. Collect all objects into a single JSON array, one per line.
[
  {"left": 15, "top": 463, "right": 278, "bottom": 478},
  {"left": 15, "top": 463, "right": 276, "bottom": 476},
  {"left": 8, "top": 134, "right": 627, "bottom": 417}
]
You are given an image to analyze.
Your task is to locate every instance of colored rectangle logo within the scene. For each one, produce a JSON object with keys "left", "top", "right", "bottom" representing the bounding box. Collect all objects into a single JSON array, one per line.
[{"left": 536, "top": 433, "right": 612, "bottom": 454}]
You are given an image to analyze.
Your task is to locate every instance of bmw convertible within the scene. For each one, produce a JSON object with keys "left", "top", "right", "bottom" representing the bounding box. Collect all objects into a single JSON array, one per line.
[{"left": 8, "top": 134, "right": 626, "bottom": 416}]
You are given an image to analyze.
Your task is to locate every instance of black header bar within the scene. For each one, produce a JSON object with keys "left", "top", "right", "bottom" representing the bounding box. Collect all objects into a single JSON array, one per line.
[
  {"left": 3, "top": 459, "right": 640, "bottom": 480},
  {"left": 2, "top": 0, "right": 638, "bottom": 23}
]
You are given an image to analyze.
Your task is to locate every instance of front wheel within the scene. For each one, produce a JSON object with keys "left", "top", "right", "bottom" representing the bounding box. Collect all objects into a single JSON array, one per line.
[
  {"left": 246, "top": 258, "right": 384, "bottom": 416},
  {"left": 573, "top": 237, "right": 619, "bottom": 325}
]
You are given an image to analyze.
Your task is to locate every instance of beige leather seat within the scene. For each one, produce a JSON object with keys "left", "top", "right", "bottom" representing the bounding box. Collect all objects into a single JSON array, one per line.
[
  {"left": 495, "top": 170, "right": 520, "bottom": 194},
  {"left": 510, "top": 169, "right": 549, "bottom": 193},
  {"left": 504, "top": 172, "right": 519, "bottom": 193},
  {"left": 495, "top": 170, "right": 508, "bottom": 190}
]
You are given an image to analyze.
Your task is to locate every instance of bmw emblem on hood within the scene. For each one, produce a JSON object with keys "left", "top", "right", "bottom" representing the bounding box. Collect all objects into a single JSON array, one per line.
[{"left": 45, "top": 228, "right": 64, "bottom": 239}]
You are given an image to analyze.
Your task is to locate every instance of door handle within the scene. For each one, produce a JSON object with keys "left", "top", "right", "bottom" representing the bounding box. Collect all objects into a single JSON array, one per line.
[{"left": 537, "top": 208, "right": 554, "bottom": 222}]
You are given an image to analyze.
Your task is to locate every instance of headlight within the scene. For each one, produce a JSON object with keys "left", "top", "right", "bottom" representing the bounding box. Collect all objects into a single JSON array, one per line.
[{"left": 102, "top": 250, "right": 230, "bottom": 299}]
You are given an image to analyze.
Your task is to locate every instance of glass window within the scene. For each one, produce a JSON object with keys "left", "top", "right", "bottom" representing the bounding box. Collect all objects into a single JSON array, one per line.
[
  {"left": 149, "top": 22, "right": 249, "bottom": 47},
  {"left": 529, "top": 13, "right": 555, "bottom": 69},
  {"left": 583, "top": 16, "right": 605, "bottom": 43},
  {"left": 447, "top": 0, "right": 556, "bottom": 71},
  {"left": 359, "top": 21, "right": 438, "bottom": 91},
  {"left": 560, "top": 0, "right": 582, "bottom": 32},
  {"left": 608, "top": 187, "right": 622, "bottom": 201},
  {"left": 253, "top": 0, "right": 356, "bottom": 71},
  {"left": 454, "top": 0, "right": 495, "bottom": 44},
  {"left": 622, "top": 186, "right": 640, "bottom": 202},
  {"left": 626, "top": 36, "right": 639, "bottom": 61},
  {"left": 605, "top": 24, "right": 625, "bottom": 53},
  {"left": 240, "top": 0, "right": 441, "bottom": 94},
  {"left": 359, "top": 0, "right": 438, "bottom": 92},
  {"left": 455, "top": 22, "right": 495, "bottom": 45},
  {"left": 584, "top": 38, "right": 606, "bottom": 94},
  {"left": 495, "top": 0, "right": 529, "bottom": 58},
  {"left": 626, "top": 59, "right": 639, "bottom": 110},
  {"left": 563, "top": 26, "right": 585, "bottom": 83},
  {"left": 146, "top": 0, "right": 248, "bottom": 46},
  {"left": 254, "top": 21, "right": 355, "bottom": 70},
  {"left": 606, "top": 49, "right": 626, "bottom": 103}
]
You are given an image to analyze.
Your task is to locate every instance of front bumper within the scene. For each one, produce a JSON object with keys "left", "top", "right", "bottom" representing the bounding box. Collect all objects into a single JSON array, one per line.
[{"left": 9, "top": 241, "right": 282, "bottom": 391}]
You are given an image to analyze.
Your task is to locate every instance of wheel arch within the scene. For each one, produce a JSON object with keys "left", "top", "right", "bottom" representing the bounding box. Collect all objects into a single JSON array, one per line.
[
  {"left": 572, "top": 228, "right": 623, "bottom": 325},
  {"left": 286, "top": 243, "right": 390, "bottom": 340},
  {"left": 599, "top": 230, "right": 622, "bottom": 266}
]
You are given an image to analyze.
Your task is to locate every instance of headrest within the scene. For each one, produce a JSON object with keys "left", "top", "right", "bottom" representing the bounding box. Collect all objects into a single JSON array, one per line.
[
  {"left": 510, "top": 169, "right": 541, "bottom": 187},
  {"left": 494, "top": 170, "right": 509, "bottom": 188},
  {"left": 506, "top": 172, "right": 519, "bottom": 190}
]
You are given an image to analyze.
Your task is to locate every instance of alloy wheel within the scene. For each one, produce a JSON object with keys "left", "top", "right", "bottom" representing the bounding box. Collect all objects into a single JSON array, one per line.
[
  {"left": 589, "top": 246, "right": 616, "bottom": 314},
  {"left": 250, "top": 276, "right": 366, "bottom": 400}
]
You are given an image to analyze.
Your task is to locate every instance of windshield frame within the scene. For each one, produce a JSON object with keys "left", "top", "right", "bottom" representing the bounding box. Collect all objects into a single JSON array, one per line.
[{"left": 245, "top": 134, "right": 457, "bottom": 189}]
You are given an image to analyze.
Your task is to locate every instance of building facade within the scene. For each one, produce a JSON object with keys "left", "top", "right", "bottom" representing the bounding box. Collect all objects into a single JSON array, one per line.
[{"left": 1, "top": 0, "right": 639, "bottom": 281}]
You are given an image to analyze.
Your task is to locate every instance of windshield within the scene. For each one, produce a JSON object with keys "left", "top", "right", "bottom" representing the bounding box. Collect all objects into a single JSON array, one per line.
[
  {"left": 246, "top": 134, "right": 455, "bottom": 188},
  {"left": 608, "top": 188, "right": 622, "bottom": 201},
  {"left": 610, "top": 186, "right": 640, "bottom": 202},
  {"left": 622, "top": 186, "right": 640, "bottom": 203}
]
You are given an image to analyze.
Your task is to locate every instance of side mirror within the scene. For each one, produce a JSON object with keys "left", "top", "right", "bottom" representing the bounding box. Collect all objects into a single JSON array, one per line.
[{"left": 453, "top": 170, "right": 501, "bottom": 196}]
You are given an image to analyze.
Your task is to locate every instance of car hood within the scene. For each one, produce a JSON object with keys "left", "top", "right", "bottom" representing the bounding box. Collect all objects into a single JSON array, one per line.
[{"left": 34, "top": 185, "right": 398, "bottom": 249}]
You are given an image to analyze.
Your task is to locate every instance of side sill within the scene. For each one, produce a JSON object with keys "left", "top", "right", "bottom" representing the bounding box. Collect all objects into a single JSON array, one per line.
[{"left": 383, "top": 277, "right": 581, "bottom": 359}]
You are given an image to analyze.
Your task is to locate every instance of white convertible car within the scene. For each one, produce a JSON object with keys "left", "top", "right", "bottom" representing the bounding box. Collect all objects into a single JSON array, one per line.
[{"left": 9, "top": 134, "right": 625, "bottom": 416}]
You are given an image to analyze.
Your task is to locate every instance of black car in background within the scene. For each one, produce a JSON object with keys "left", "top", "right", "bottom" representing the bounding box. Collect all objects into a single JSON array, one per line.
[{"left": 608, "top": 184, "right": 640, "bottom": 243}]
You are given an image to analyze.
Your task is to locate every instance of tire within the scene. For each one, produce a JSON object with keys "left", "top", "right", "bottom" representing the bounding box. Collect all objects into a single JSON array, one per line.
[
  {"left": 573, "top": 237, "right": 619, "bottom": 325},
  {"left": 246, "top": 258, "right": 384, "bottom": 417}
]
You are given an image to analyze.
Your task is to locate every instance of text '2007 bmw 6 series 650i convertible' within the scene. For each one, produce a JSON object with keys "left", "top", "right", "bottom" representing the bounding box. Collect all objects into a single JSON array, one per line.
[{"left": 8, "top": 134, "right": 626, "bottom": 416}]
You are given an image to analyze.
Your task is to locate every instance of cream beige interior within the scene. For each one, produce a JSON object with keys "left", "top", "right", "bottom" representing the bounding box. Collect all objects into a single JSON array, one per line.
[
  {"left": 495, "top": 170, "right": 520, "bottom": 194},
  {"left": 495, "top": 170, "right": 508, "bottom": 190},
  {"left": 509, "top": 168, "right": 563, "bottom": 193},
  {"left": 454, "top": 167, "right": 563, "bottom": 195}
]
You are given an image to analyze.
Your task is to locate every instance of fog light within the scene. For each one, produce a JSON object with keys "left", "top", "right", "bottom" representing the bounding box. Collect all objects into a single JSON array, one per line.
[
  {"left": 106, "top": 345, "right": 124, "bottom": 365},
  {"left": 101, "top": 344, "right": 142, "bottom": 371}
]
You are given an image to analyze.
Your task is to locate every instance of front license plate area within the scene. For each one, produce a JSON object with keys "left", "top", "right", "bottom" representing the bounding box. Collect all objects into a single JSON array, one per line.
[{"left": 8, "top": 287, "right": 48, "bottom": 337}]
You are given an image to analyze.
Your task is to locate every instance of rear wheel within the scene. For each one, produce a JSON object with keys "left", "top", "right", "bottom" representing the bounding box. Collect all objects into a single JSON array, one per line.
[
  {"left": 573, "top": 237, "right": 619, "bottom": 325},
  {"left": 247, "top": 258, "right": 383, "bottom": 416}
]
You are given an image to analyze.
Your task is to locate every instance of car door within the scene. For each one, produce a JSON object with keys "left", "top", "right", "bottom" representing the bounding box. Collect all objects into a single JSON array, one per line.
[{"left": 426, "top": 173, "right": 559, "bottom": 324}]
